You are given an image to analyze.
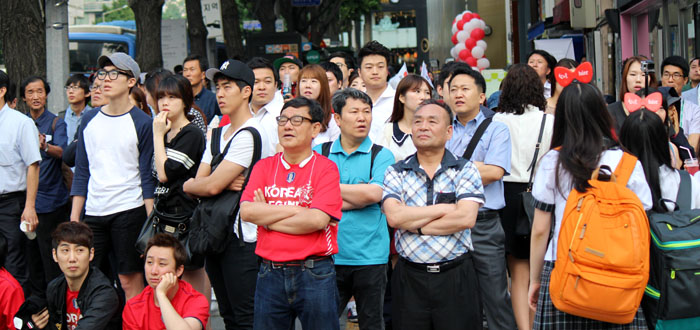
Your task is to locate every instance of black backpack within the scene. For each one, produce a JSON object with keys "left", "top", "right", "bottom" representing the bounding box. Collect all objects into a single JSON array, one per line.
[
  {"left": 642, "top": 170, "right": 700, "bottom": 329},
  {"left": 188, "top": 126, "right": 262, "bottom": 254}
]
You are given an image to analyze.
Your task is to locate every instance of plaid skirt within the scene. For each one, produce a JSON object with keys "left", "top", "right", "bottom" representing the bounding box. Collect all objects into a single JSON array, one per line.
[{"left": 533, "top": 261, "right": 647, "bottom": 330}]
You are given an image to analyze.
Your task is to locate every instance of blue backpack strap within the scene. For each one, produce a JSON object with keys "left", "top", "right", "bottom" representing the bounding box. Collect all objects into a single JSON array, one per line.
[{"left": 677, "top": 170, "right": 692, "bottom": 210}]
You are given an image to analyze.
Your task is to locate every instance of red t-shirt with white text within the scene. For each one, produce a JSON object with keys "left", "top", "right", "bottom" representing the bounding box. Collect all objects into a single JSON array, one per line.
[
  {"left": 122, "top": 280, "right": 209, "bottom": 330},
  {"left": 66, "top": 289, "right": 81, "bottom": 329},
  {"left": 241, "top": 152, "right": 343, "bottom": 262},
  {"left": 0, "top": 268, "right": 23, "bottom": 330}
]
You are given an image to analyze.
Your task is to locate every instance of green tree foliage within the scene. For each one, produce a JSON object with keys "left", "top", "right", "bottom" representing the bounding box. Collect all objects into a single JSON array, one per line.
[
  {"left": 339, "top": 0, "right": 381, "bottom": 31},
  {"left": 102, "top": 0, "right": 134, "bottom": 22}
]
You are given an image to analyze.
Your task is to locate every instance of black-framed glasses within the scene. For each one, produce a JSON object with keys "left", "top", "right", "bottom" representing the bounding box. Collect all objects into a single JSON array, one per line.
[
  {"left": 662, "top": 72, "right": 684, "bottom": 80},
  {"left": 64, "top": 85, "right": 82, "bottom": 91},
  {"left": 96, "top": 69, "right": 132, "bottom": 80},
  {"left": 276, "top": 115, "right": 314, "bottom": 126}
]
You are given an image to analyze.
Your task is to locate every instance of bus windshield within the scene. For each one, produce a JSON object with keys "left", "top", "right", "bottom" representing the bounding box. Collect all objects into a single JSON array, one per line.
[{"left": 69, "top": 40, "right": 129, "bottom": 74}]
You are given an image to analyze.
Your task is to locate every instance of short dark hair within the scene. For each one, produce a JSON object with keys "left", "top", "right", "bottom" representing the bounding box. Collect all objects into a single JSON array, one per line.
[
  {"left": 330, "top": 51, "right": 356, "bottom": 70},
  {"left": 416, "top": 99, "right": 453, "bottom": 122},
  {"left": 690, "top": 57, "right": 700, "bottom": 67},
  {"left": 281, "top": 97, "right": 325, "bottom": 123},
  {"left": 436, "top": 61, "right": 471, "bottom": 89},
  {"left": 145, "top": 233, "right": 187, "bottom": 269},
  {"left": 448, "top": 67, "right": 487, "bottom": 94},
  {"left": 358, "top": 40, "right": 391, "bottom": 66},
  {"left": 5, "top": 82, "right": 16, "bottom": 104},
  {"left": 183, "top": 54, "right": 208, "bottom": 72},
  {"left": 144, "top": 69, "right": 173, "bottom": 104},
  {"left": 247, "top": 57, "right": 279, "bottom": 87},
  {"left": 0, "top": 71, "right": 11, "bottom": 103},
  {"left": 320, "top": 62, "right": 343, "bottom": 84},
  {"left": 0, "top": 234, "right": 7, "bottom": 268},
  {"left": 65, "top": 74, "right": 91, "bottom": 94},
  {"left": 52, "top": 222, "right": 93, "bottom": 250},
  {"left": 20, "top": 76, "right": 50, "bottom": 99},
  {"left": 662, "top": 55, "right": 690, "bottom": 77},
  {"left": 332, "top": 88, "right": 372, "bottom": 115},
  {"left": 527, "top": 49, "right": 557, "bottom": 86}
]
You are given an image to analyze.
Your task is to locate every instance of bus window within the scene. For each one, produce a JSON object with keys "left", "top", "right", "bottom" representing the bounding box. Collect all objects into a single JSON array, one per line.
[{"left": 69, "top": 41, "right": 129, "bottom": 74}]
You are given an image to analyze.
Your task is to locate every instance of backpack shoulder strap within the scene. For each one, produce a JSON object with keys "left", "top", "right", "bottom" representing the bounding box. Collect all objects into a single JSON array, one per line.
[
  {"left": 462, "top": 117, "right": 492, "bottom": 160},
  {"left": 613, "top": 152, "right": 638, "bottom": 186},
  {"left": 321, "top": 141, "right": 332, "bottom": 157},
  {"left": 52, "top": 116, "right": 59, "bottom": 133},
  {"left": 369, "top": 144, "right": 383, "bottom": 179},
  {"left": 677, "top": 170, "right": 692, "bottom": 210},
  {"left": 211, "top": 127, "right": 223, "bottom": 158}
]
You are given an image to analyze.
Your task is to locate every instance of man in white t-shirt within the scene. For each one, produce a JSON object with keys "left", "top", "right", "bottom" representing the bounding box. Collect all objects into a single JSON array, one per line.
[
  {"left": 247, "top": 57, "right": 283, "bottom": 154},
  {"left": 358, "top": 41, "right": 395, "bottom": 142},
  {"left": 183, "top": 59, "right": 269, "bottom": 329}
]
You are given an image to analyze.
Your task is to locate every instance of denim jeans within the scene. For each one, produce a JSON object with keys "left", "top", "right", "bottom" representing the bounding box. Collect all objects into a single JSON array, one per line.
[{"left": 253, "top": 258, "right": 339, "bottom": 330}]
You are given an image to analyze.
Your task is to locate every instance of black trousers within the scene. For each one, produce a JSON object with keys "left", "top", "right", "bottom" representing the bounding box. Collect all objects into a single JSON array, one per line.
[
  {"left": 206, "top": 238, "right": 258, "bottom": 330},
  {"left": 27, "top": 202, "right": 69, "bottom": 293},
  {"left": 391, "top": 254, "right": 482, "bottom": 330},
  {"left": 0, "top": 192, "right": 28, "bottom": 294},
  {"left": 336, "top": 264, "right": 387, "bottom": 330}
]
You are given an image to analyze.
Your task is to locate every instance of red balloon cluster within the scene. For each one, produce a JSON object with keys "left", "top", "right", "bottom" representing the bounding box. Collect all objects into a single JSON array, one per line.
[{"left": 450, "top": 11, "right": 490, "bottom": 70}]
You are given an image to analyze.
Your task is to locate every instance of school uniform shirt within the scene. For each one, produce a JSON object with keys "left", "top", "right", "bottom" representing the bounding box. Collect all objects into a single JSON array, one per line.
[
  {"left": 201, "top": 118, "right": 272, "bottom": 243},
  {"left": 241, "top": 152, "right": 343, "bottom": 262},
  {"left": 376, "top": 121, "right": 416, "bottom": 163},
  {"left": 28, "top": 110, "right": 69, "bottom": 213},
  {"left": 658, "top": 165, "right": 700, "bottom": 209},
  {"left": 71, "top": 106, "right": 156, "bottom": 216},
  {"left": 122, "top": 280, "right": 210, "bottom": 330},
  {"left": 531, "top": 148, "right": 652, "bottom": 262},
  {"left": 0, "top": 267, "right": 23, "bottom": 330},
  {"left": 368, "top": 85, "right": 396, "bottom": 143},
  {"left": 446, "top": 110, "right": 512, "bottom": 210},
  {"left": 382, "top": 151, "right": 485, "bottom": 263},
  {"left": 0, "top": 104, "right": 41, "bottom": 194},
  {"left": 493, "top": 105, "right": 554, "bottom": 183},
  {"left": 313, "top": 137, "right": 395, "bottom": 266}
]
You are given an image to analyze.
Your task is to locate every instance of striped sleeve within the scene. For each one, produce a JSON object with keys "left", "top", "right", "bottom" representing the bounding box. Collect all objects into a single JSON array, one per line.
[{"left": 163, "top": 126, "right": 206, "bottom": 180}]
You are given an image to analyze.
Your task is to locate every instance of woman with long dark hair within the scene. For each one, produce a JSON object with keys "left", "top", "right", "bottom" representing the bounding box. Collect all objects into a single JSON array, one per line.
[
  {"left": 528, "top": 82, "right": 652, "bottom": 328},
  {"left": 295, "top": 64, "right": 340, "bottom": 146},
  {"left": 376, "top": 74, "right": 431, "bottom": 162},
  {"left": 608, "top": 55, "right": 659, "bottom": 133},
  {"left": 152, "top": 74, "right": 209, "bottom": 299},
  {"left": 493, "top": 63, "right": 553, "bottom": 330}
]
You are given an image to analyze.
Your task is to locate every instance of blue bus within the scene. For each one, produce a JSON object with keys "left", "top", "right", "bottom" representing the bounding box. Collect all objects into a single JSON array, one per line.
[{"left": 68, "top": 25, "right": 135, "bottom": 75}]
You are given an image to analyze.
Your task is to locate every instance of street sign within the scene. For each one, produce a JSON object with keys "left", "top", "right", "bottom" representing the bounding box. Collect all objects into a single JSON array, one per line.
[
  {"left": 292, "top": 0, "right": 321, "bottom": 6},
  {"left": 301, "top": 42, "right": 312, "bottom": 52},
  {"left": 201, "top": 0, "right": 222, "bottom": 38},
  {"left": 162, "top": 19, "right": 188, "bottom": 72}
]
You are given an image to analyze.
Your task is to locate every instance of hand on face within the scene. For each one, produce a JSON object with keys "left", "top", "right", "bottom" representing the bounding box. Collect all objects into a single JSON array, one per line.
[
  {"left": 155, "top": 272, "right": 178, "bottom": 297},
  {"left": 153, "top": 111, "right": 171, "bottom": 136}
]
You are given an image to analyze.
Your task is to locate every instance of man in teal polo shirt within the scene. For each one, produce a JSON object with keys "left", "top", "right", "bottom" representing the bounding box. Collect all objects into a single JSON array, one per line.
[{"left": 313, "top": 88, "right": 395, "bottom": 329}]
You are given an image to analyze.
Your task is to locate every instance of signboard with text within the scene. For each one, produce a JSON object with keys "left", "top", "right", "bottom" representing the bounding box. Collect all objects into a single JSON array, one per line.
[{"left": 201, "top": 0, "right": 222, "bottom": 38}]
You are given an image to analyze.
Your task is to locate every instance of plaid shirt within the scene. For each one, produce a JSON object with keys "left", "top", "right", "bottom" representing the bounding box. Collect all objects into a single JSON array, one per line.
[{"left": 382, "top": 150, "right": 485, "bottom": 263}]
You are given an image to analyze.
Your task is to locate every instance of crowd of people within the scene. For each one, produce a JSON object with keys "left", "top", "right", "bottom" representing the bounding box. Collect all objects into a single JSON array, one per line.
[{"left": 1, "top": 38, "right": 700, "bottom": 330}]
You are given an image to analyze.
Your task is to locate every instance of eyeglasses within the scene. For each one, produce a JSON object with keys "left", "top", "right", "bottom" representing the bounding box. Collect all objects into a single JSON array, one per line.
[
  {"left": 64, "top": 86, "right": 82, "bottom": 91},
  {"left": 334, "top": 62, "right": 346, "bottom": 69},
  {"left": 276, "top": 115, "right": 314, "bottom": 126},
  {"left": 662, "top": 72, "right": 684, "bottom": 80},
  {"left": 89, "top": 85, "right": 102, "bottom": 92},
  {"left": 96, "top": 69, "right": 132, "bottom": 80}
]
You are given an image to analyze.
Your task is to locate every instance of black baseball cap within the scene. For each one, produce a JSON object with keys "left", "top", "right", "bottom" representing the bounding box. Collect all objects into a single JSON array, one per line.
[
  {"left": 205, "top": 59, "right": 255, "bottom": 88},
  {"left": 273, "top": 54, "right": 303, "bottom": 71}
]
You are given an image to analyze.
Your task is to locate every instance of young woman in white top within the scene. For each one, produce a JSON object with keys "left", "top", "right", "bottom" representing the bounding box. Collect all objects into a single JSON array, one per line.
[
  {"left": 375, "top": 74, "right": 431, "bottom": 162},
  {"left": 493, "top": 63, "right": 554, "bottom": 330},
  {"left": 528, "top": 82, "right": 652, "bottom": 328},
  {"left": 620, "top": 109, "right": 700, "bottom": 211},
  {"left": 295, "top": 64, "right": 340, "bottom": 146}
]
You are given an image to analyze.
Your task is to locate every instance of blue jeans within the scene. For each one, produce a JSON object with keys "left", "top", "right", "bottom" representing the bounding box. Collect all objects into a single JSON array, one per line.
[{"left": 253, "top": 258, "right": 340, "bottom": 330}]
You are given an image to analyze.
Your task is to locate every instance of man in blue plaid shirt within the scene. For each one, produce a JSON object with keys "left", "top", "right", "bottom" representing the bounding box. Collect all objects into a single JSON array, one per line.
[{"left": 382, "top": 99, "right": 484, "bottom": 330}]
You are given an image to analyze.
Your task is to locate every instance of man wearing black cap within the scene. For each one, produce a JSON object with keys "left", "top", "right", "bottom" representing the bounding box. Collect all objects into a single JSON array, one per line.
[
  {"left": 183, "top": 59, "right": 271, "bottom": 330},
  {"left": 274, "top": 54, "right": 302, "bottom": 100},
  {"left": 70, "top": 52, "right": 155, "bottom": 301}
]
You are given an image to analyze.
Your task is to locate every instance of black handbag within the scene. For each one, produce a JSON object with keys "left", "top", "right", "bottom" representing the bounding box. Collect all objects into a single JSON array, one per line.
[
  {"left": 187, "top": 126, "right": 262, "bottom": 255},
  {"left": 515, "top": 114, "right": 547, "bottom": 236},
  {"left": 135, "top": 202, "right": 193, "bottom": 258}
]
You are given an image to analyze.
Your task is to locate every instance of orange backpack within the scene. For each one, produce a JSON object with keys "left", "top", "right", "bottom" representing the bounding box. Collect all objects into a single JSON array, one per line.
[{"left": 549, "top": 152, "right": 650, "bottom": 324}]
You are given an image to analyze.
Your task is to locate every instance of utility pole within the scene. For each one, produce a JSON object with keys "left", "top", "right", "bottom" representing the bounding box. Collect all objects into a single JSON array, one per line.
[{"left": 46, "top": 0, "right": 70, "bottom": 114}]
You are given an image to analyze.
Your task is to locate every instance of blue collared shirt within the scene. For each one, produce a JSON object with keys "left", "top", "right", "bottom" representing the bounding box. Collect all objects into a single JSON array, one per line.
[
  {"left": 313, "top": 136, "right": 395, "bottom": 266},
  {"left": 382, "top": 150, "right": 484, "bottom": 263},
  {"left": 194, "top": 87, "right": 220, "bottom": 124},
  {"left": 64, "top": 105, "right": 93, "bottom": 142},
  {"left": 446, "top": 110, "right": 511, "bottom": 210},
  {"left": 0, "top": 104, "right": 42, "bottom": 194},
  {"left": 27, "top": 109, "right": 69, "bottom": 213}
]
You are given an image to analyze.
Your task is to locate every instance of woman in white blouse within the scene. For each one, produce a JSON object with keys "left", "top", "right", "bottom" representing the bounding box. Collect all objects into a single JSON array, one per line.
[
  {"left": 529, "top": 82, "right": 651, "bottom": 328},
  {"left": 375, "top": 74, "right": 432, "bottom": 162},
  {"left": 493, "top": 64, "right": 553, "bottom": 330}
]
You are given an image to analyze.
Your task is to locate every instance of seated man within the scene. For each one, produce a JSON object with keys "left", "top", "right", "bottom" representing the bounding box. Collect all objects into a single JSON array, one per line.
[
  {"left": 122, "top": 234, "right": 209, "bottom": 330},
  {"left": 30, "top": 222, "right": 121, "bottom": 330},
  {"left": 0, "top": 234, "right": 24, "bottom": 330}
]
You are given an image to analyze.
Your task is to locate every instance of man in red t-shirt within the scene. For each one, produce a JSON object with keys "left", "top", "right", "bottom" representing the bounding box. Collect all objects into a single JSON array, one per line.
[
  {"left": 241, "top": 97, "right": 343, "bottom": 330},
  {"left": 0, "top": 234, "right": 24, "bottom": 330},
  {"left": 122, "top": 234, "right": 209, "bottom": 330}
]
